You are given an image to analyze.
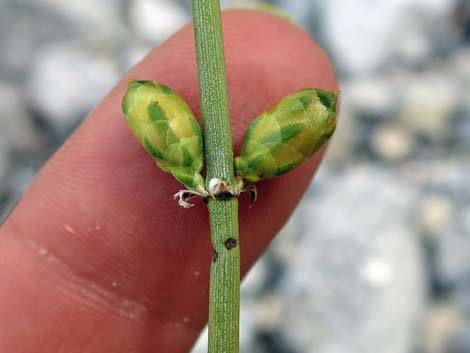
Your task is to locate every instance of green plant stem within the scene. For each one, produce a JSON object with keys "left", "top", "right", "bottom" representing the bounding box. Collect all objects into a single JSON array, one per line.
[{"left": 191, "top": 1, "right": 240, "bottom": 352}]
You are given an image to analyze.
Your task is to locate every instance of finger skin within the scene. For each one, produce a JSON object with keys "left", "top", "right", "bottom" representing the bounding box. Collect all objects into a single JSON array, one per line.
[{"left": 0, "top": 10, "right": 337, "bottom": 353}]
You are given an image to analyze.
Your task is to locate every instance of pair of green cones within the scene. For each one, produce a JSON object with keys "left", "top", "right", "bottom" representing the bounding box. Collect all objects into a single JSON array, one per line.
[{"left": 122, "top": 80, "right": 338, "bottom": 207}]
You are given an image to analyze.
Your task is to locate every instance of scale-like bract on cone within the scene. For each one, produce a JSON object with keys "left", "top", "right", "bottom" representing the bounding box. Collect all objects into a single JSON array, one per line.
[
  {"left": 122, "top": 80, "right": 205, "bottom": 194},
  {"left": 234, "top": 88, "right": 338, "bottom": 183}
]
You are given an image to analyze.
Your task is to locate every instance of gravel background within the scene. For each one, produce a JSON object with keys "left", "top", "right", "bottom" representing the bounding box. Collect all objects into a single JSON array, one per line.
[{"left": 0, "top": 1, "right": 469, "bottom": 352}]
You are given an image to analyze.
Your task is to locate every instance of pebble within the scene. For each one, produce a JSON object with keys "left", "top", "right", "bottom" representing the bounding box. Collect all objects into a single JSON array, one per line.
[
  {"left": 399, "top": 73, "right": 458, "bottom": 143},
  {"left": 419, "top": 195, "right": 454, "bottom": 235},
  {"left": 371, "top": 124, "right": 414, "bottom": 161}
]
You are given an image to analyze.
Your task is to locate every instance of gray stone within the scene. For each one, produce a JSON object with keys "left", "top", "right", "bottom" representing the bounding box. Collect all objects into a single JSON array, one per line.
[
  {"left": 0, "top": 1, "right": 72, "bottom": 80},
  {"left": 0, "top": 165, "right": 37, "bottom": 223},
  {"left": 402, "top": 158, "right": 470, "bottom": 192},
  {"left": 276, "top": 165, "right": 425, "bottom": 353},
  {"left": 453, "top": 279, "right": 470, "bottom": 317},
  {"left": 0, "top": 139, "right": 8, "bottom": 189},
  {"left": 0, "top": 82, "right": 41, "bottom": 152},
  {"left": 406, "top": 158, "right": 470, "bottom": 292},
  {"left": 450, "top": 49, "right": 470, "bottom": 80},
  {"left": 436, "top": 214, "right": 470, "bottom": 289},
  {"left": 0, "top": 82, "right": 40, "bottom": 199},
  {"left": 453, "top": 108, "right": 470, "bottom": 149}
]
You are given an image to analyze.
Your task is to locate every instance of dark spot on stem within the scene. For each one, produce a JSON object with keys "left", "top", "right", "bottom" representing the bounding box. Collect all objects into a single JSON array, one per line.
[
  {"left": 224, "top": 238, "right": 237, "bottom": 250},
  {"left": 212, "top": 249, "right": 218, "bottom": 263}
]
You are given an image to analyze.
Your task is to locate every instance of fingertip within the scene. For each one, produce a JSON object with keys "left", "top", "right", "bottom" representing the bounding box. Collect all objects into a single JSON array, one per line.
[{"left": 0, "top": 9, "right": 338, "bottom": 352}]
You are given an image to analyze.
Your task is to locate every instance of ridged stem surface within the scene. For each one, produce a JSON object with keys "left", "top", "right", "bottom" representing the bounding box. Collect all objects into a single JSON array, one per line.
[{"left": 191, "top": 1, "right": 240, "bottom": 352}]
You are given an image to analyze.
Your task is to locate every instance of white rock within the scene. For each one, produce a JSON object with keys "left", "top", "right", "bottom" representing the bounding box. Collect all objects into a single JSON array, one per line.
[
  {"left": 360, "top": 256, "right": 394, "bottom": 288},
  {"left": 346, "top": 78, "right": 399, "bottom": 118},
  {"left": 399, "top": 73, "right": 458, "bottom": 142},
  {"left": 44, "top": 0, "right": 126, "bottom": 43},
  {"left": 27, "top": 45, "right": 119, "bottom": 129},
  {"left": 372, "top": 124, "right": 414, "bottom": 161},
  {"left": 323, "top": 0, "right": 452, "bottom": 74},
  {"left": 130, "top": 0, "right": 189, "bottom": 43}
]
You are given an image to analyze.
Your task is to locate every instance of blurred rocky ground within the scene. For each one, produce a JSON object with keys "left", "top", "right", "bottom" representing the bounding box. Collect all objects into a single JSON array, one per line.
[{"left": 0, "top": 0, "right": 469, "bottom": 352}]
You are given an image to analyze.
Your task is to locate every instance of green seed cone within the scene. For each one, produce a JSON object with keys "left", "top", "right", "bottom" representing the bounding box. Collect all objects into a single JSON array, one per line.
[
  {"left": 122, "top": 80, "right": 205, "bottom": 193},
  {"left": 234, "top": 88, "right": 338, "bottom": 183}
]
